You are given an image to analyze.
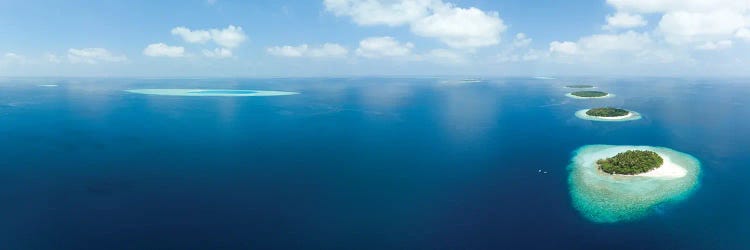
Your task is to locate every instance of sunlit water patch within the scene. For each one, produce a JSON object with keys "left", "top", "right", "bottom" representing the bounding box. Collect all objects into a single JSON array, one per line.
[
  {"left": 568, "top": 145, "right": 701, "bottom": 223},
  {"left": 126, "top": 89, "right": 299, "bottom": 96},
  {"left": 438, "top": 79, "right": 484, "bottom": 85}
]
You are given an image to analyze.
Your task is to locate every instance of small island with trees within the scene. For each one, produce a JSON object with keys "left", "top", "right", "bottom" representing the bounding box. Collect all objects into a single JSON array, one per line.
[
  {"left": 569, "top": 145, "right": 701, "bottom": 223},
  {"left": 571, "top": 91, "right": 609, "bottom": 98},
  {"left": 586, "top": 107, "right": 629, "bottom": 117},
  {"left": 597, "top": 150, "right": 664, "bottom": 175},
  {"left": 566, "top": 84, "right": 594, "bottom": 89}
]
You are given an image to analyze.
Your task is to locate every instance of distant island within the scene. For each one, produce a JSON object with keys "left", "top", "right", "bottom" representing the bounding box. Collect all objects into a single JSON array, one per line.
[
  {"left": 597, "top": 150, "right": 663, "bottom": 175},
  {"left": 566, "top": 84, "right": 594, "bottom": 89},
  {"left": 571, "top": 91, "right": 608, "bottom": 98},
  {"left": 586, "top": 107, "right": 629, "bottom": 117}
]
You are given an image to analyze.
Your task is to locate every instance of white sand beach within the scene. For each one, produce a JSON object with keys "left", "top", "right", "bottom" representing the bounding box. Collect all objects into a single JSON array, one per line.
[
  {"left": 636, "top": 153, "right": 688, "bottom": 178},
  {"left": 593, "top": 112, "right": 633, "bottom": 120}
]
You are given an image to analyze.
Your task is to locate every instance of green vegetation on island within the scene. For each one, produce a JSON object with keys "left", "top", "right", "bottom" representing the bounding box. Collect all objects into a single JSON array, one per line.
[
  {"left": 586, "top": 107, "right": 629, "bottom": 117},
  {"left": 571, "top": 91, "right": 609, "bottom": 98},
  {"left": 597, "top": 150, "right": 664, "bottom": 175},
  {"left": 566, "top": 84, "right": 594, "bottom": 88}
]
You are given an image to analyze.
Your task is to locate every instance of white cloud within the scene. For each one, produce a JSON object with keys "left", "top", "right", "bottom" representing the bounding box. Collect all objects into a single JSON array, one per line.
[
  {"left": 308, "top": 43, "right": 349, "bottom": 57},
  {"left": 67, "top": 48, "right": 127, "bottom": 64},
  {"left": 606, "top": 0, "right": 750, "bottom": 13},
  {"left": 45, "top": 53, "right": 62, "bottom": 63},
  {"left": 425, "top": 49, "right": 466, "bottom": 64},
  {"left": 4, "top": 52, "right": 25, "bottom": 61},
  {"left": 267, "top": 45, "right": 307, "bottom": 57},
  {"left": 498, "top": 33, "right": 540, "bottom": 63},
  {"left": 4, "top": 53, "right": 63, "bottom": 65},
  {"left": 411, "top": 4, "right": 506, "bottom": 49},
  {"left": 324, "top": 0, "right": 506, "bottom": 49},
  {"left": 696, "top": 40, "right": 733, "bottom": 50},
  {"left": 603, "top": 12, "right": 647, "bottom": 30},
  {"left": 1, "top": 52, "right": 28, "bottom": 65},
  {"left": 549, "top": 31, "right": 655, "bottom": 59},
  {"left": 171, "top": 25, "right": 247, "bottom": 48},
  {"left": 521, "top": 49, "right": 543, "bottom": 61},
  {"left": 737, "top": 28, "right": 750, "bottom": 41},
  {"left": 324, "top": 0, "right": 433, "bottom": 26},
  {"left": 356, "top": 36, "right": 414, "bottom": 58},
  {"left": 267, "top": 43, "right": 348, "bottom": 58},
  {"left": 210, "top": 25, "right": 247, "bottom": 48},
  {"left": 498, "top": 49, "right": 543, "bottom": 63},
  {"left": 658, "top": 10, "right": 746, "bottom": 43},
  {"left": 171, "top": 27, "right": 211, "bottom": 44},
  {"left": 543, "top": 0, "right": 747, "bottom": 69},
  {"left": 513, "top": 33, "right": 532, "bottom": 48},
  {"left": 547, "top": 31, "right": 683, "bottom": 65},
  {"left": 577, "top": 31, "right": 652, "bottom": 53},
  {"left": 202, "top": 48, "right": 233, "bottom": 58},
  {"left": 605, "top": 0, "right": 750, "bottom": 44},
  {"left": 549, "top": 41, "right": 578, "bottom": 55},
  {"left": 143, "top": 43, "right": 185, "bottom": 57}
]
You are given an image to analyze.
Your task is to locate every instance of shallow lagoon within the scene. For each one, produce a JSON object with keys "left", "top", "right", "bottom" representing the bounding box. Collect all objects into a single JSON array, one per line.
[{"left": 0, "top": 78, "right": 748, "bottom": 249}]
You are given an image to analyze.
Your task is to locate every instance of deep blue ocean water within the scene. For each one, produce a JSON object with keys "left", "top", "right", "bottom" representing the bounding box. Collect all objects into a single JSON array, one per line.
[{"left": 0, "top": 77, "right": 748, "bottom": 249}]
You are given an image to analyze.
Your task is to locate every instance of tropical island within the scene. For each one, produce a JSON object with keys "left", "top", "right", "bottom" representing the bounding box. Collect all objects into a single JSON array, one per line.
[
  {"left": 567, "top": 145, "right": 701, "bottom": 223},
  {"left": 597, "top": 150, "right": 663, "bottom": 175},
  {"left": 566, "top": 90, "right": 613, "bottom": 99},
  {"left": 571, "top": 91, "right": 608, "bottom": 97},
  {"left": 586, "top": 107, "right": 629, "bottom": 117},
  {"left": 566, "top": 84, "right": 594, "bottom": 89},
  {"left": 575, "top": 108, "right": 641, "bottom": 122}
]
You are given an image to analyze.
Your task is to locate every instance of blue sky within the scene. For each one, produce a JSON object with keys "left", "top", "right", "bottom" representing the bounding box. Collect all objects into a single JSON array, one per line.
[{"left": 1, "top": 0, "right": 749, "bottom": 77}]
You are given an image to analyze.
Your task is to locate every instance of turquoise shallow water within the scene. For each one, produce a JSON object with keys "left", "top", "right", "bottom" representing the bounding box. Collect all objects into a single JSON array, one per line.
[
  {"left": 189, "top": 90, "right": 260, "bottom": 94},
  {"left": 0, "top": 77, "right": 748, "bottom": 249}
]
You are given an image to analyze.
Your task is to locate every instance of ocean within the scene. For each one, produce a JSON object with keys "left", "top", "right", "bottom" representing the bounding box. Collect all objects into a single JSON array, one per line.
[{"left": 0, "top": 77, "right": 747, "bottom": 249}]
